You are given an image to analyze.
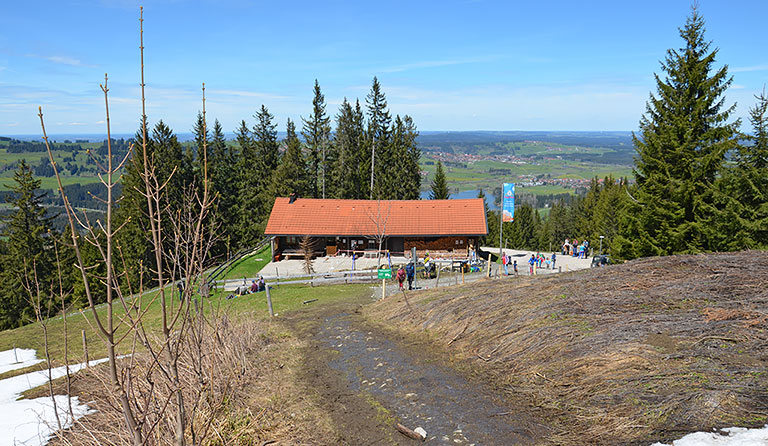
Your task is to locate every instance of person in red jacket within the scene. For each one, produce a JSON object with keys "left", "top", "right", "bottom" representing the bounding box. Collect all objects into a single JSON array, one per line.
[{"left": 396, "top": 265, "right": 406, "bottom": 290}]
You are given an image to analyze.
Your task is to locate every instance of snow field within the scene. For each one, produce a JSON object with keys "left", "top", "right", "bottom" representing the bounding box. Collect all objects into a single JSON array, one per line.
[{"left": 0, "top": 348, "right": 107, "bottom": 446}]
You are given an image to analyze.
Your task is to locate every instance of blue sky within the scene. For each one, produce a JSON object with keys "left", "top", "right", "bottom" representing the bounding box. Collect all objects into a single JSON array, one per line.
[{"left": 1, "top": 0, "right": 767, "bottom": 135}]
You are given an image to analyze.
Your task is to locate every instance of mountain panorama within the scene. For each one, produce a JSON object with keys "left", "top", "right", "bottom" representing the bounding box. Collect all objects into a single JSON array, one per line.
[{"left": 0, "top": 3, "right": 766, "bottom": 446}]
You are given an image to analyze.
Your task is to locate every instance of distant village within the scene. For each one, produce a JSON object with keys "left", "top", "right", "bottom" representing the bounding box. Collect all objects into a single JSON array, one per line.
[{"left": 424, "top": 148, "right": 621, "bottom": 191}]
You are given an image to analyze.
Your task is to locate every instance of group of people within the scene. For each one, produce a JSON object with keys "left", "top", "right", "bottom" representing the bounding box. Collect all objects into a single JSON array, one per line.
[
  {"left": 501, "top": 253, "right": 518, "bottom": 275},
  {"left": 499, "top": 251, "right": 559, "bottom": 276},
  {"left": 249, "top": 276, "right": 267, "bottom": 293},
  {"left": 562, "top": 238, "right": 589, "bottom": 259}
]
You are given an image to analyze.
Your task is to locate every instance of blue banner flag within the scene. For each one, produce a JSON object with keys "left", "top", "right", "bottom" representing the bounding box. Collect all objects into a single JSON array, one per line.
[{"left": 502, "top": 183, "right": 515, "bottom": 222}]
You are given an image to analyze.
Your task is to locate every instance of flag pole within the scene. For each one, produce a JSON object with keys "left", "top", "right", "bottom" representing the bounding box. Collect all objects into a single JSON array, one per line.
[{"left": 499, "top": 183, "right": 503, "bottom": 261}]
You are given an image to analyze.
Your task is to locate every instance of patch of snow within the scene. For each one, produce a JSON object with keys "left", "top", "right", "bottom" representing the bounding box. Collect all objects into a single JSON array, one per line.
[
  {"left": 0, "top": 348, "right": 44, "bottom": 375},
  {"left": 650, "top": 425, "right": 768, "bottom": 446},
  {"left": 0, "top": 348, "right": 108, "bottom": 446}
]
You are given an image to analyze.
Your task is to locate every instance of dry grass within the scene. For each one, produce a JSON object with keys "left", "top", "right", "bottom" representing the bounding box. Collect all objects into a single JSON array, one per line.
[
  {"left": 366, "top": 251, "right": 768, "bottom": 445},
  {"left": 51, "top": 315, "right": 337, "bottom": 445}
]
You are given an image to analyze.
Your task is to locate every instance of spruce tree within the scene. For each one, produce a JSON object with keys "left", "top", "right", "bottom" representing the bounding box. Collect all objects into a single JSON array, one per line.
[
  {"left": 236, "top": 105, "right": 279, "bottom": 243},
  {"left": 115, "top": 120, "right": 190, "bottom": 289},
  {"left": 209, "top": 119, "right": 239, "bottom": 257},
  {"left": 477, "top": 189, "right": 489, "bottom": 246},
  {"left": 386, "top": 115, "right": 421, "bottom": 199},
  {"left": 352, "top": 100, "right": 368, "bottom": 198},
  {"left": 621, "top": 7, "right": 738, "bottom": 258},
  {"left": 0, "top": 160, "right": 54, "bottom": 328},
  {"left": 152, "top": 120, "right": 191, "bottom": 210},
  {"left": 268, "top": 119, "right": 309, "bottom": 200},
  {"left": 254, "top": 105, "right": 280, "bottom": 177},
  {"left": 114, "top": 120, "right": 152, "bottom": 290},
  {"left": 234, "top": 120, "right": 259, "bottom": 245},
  {"left": 738, "top": 92, "right": 768, "bottom": 246},
  {"left": 508, "top": 203, "right": 540, "bottom": 251},
  {"left": 366, "top": 77, "right": 392, "bottom": 199},
  {"left": 429, "top": 160, "right": 450, "bottom": 200},
  {"left": 192, "top": 111, "right": 210, "bottom": 187},
  {"left": 331, "top": 98, "right": 362, "bottom": 198},
  {"left": 302, "top": 80, "right": 332, "bottom": 198},
  {"left": 715, "top": 91, "right": 768, "bottom": 249}
]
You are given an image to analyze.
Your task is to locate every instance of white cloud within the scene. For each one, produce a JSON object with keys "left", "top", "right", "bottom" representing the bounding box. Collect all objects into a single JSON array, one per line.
[
  {"left": 732, "top": 64, "right": 768, "bottom": 73},
  {"left": 207, "top": 89, "right": 290, "bottom": 100},
  {"left": 380, "top": 56, "right": 499, "bottom": 73},
  {"left": 46, "top": 56, "right": 84, "bottom": 66}
]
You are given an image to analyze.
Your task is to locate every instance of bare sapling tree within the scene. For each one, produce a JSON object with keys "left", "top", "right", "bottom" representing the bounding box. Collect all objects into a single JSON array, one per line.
[
  {"left": 300, "top": 235, "right": 315, "bottom": 275},
  {"left": 35, "top": 8, "right": 226, "bottom": 446},
  {"left": 366, "top": 200, "right": 391, "bottom": 268},
  {"left": 22, "top": 256, "right": 64, "bottom": 438}
]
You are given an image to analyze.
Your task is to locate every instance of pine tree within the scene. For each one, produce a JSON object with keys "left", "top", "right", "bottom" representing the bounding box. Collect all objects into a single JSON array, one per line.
[
  {"left": 302, "top": 80, "right": 332, "bottom": 198},
  {"left": 622, "top": 7, "right": 738, "bottom": 258},
  {"left": 429, "top": 161, "right": 450, "bottom": 200},
  {"left": 366, "top": 77, "right": 392, "bottom": 199},
  {"left": 0, "top": 160, "right": 54, "bottom": 328}
]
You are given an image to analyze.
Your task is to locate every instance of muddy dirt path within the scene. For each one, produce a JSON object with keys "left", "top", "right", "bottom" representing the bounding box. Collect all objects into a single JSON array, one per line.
[{"left": 285, "top": 291, "right": 547, "bottom": 445}]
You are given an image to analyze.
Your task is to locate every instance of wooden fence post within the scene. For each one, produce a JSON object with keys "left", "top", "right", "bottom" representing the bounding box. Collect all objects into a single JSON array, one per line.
[
  {"left": 265, "top": 284, "right": 274, "bottom": 317},
  {"left": 82, "top": 329, "right": 89, "bottom": 367}
]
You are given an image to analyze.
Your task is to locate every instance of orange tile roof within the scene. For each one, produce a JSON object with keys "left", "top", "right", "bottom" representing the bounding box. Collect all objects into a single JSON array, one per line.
[{"left": 265, "top": 198, "right": 488, "bottom": 237}]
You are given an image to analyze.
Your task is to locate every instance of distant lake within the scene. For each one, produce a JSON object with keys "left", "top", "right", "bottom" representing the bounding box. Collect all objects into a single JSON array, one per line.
[{"left": 419, "top": 189, "right": 498, "bottom": 210}]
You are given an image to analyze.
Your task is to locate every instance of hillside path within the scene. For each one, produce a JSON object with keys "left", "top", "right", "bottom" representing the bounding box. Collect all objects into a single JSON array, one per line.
[{"left": 284, "top": 290, "right": 548, "bottom": 445}]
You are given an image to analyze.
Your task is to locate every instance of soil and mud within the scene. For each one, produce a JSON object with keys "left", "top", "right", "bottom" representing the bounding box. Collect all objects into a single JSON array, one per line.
[{"left": 284, "top": 293, "right": 549, "bottom": 445}]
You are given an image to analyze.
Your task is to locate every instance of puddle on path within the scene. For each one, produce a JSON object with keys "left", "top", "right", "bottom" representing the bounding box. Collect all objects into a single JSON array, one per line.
[{"left": 319, "top": 313, "right": 540, "bottom": 445}]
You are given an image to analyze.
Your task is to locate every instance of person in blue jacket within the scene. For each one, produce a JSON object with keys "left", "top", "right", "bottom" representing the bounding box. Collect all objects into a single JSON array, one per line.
[{"left": 405, "top": 262, "right": 415, "bottom": 290}]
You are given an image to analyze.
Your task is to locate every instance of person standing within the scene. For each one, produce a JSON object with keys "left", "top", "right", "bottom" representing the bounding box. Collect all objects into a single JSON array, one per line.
[
  {"left": 423, "top": 252, "right": 432, "bottom": 278},
  {"left": 396, "top": 265, "right": 406, "bottom": 290},
  {"left": 551, "top": 252, "right": 557, "bottom": 270},
  {"left": 513, "top": 260, "right": 518, "bottom": 276},
  {"left": 528, "top": 254, "right": 535, "bottom": 275},
  {"left": 502, "top": 253, "right": 509, "bottom": 275},
  {"left": 405, "top": 261, "right": 415, "bottom": 290}
]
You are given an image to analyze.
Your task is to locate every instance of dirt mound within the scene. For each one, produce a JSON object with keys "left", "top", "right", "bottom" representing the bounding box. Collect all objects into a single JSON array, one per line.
[{"left": 367, "top": 251, "right": 768, "bottom": 445}]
